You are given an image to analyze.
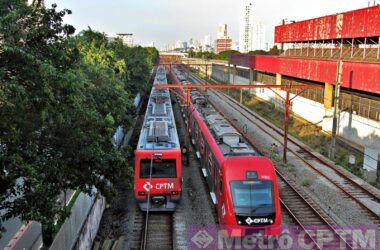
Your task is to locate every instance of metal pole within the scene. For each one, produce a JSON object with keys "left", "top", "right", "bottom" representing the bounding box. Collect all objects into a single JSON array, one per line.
[
  {"left": 205, "top": 65, "right": 208, "bottom": 84},
  {"left": 364, "top": 37, "right": 367, "bottom": 59},
  {"left": 377, "top": 37, "right": 380, "bottom": 59},
  {"left": 283, "top": 90, "right": 290, "bottom": 163},
  {"left": 240, "top": 88, "right": 243, "bottom": 104},
  {"left": 329, "top": 60, "right": 343, "bottom": 159},
  {"left": 187, "top": 65, "right": 190, "bottom": 82},
  {"left": 351, "top": 38, "right": 354, "bottom": 58},
  {"left": 186, "top": 88, "right": 191, "bottom": 163}
]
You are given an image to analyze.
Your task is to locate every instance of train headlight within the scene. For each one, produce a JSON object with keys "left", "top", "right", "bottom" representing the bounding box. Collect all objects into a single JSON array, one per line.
[
  {"left": 171, "top": 191, "right": 179, "bottom": 195},
  {"left": 138, "top": 191, "right": 145, "bottom": 196}
]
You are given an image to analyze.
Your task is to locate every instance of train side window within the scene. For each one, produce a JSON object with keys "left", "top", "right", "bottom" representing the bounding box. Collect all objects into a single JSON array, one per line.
[{"left": 219, "top": 179, "right": 223, "bottom": 193}]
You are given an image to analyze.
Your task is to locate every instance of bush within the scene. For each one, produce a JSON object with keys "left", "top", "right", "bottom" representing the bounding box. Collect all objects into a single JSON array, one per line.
[{"left": 302, "top": 178, "right": 312, "bottom": 187}]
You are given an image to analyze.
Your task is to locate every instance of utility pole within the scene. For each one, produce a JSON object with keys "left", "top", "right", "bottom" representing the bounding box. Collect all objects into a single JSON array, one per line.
[
  {"left": 283, "top": 90, "right": 291, "bottom": 163},
  {"left": 329, "top": 60, "right": 343, "bottom": 159}
]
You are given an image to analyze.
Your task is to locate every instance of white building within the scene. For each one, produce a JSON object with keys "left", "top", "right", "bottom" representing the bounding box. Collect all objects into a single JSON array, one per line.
[
  {"left": 189, "top": 38, "right": 195, "bottom": 48},
  {"left": 117, "top": 33, "right": 134, "bottom": 47},
  {"left": 204, "top": 35, "right": 211, "bottom": 47},
  {"left": 252, "top": 22, "right": 267, "bottom": 51},
  {"left": 239, "top": 0, "right": 253, "bottom": 53},
  {"left": 146, "top": 41, "right": 155, "bottom": 47},
  {"left": 106, "top": 34, "right": 118, "bottom": 43},
  {"left": 175, "top": 40, "right": 184, "bottom": 50}
]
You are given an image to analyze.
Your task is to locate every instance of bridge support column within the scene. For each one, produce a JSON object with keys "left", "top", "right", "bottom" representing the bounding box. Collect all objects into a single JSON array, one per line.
[
  {"left": 324, "top": 82, "right": 333, "bottom": 110},
  {"left": 232, "top": 64, "right": 237, "bottom": 84},
  {"left": 274, "top": 73, "right": 282, "bottom": 107},
  {"left": 322, "top": 82, "right": 334, "bottom": 132},
  {"left": 249, "top": 69, "right": 254, "bottom": 85}
]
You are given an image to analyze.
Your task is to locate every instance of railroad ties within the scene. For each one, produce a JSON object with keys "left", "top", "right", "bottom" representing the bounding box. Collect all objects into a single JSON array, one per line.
[
  {"left": 277, "top": 170, "right": 353, "bottom": 249},
  {"left": 140, "top": 213, "right": 173, "bottom": 250}
]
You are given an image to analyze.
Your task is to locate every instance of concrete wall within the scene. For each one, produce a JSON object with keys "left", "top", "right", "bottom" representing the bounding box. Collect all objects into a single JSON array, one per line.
[
  {"left": 50, "top": 193, "right": 104, "bottom": 250},
  {"left": 73, "top": 197, "right": 105, "bottom": 250}
]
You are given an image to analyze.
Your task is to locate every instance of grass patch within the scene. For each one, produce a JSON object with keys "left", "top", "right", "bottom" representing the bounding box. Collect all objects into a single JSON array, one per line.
[
  {"left": 53, "top": 190, "right": 81, "bottom": 237},
  {"left": 370, "top": 181, "right": 380, "bottom": 189},
  {"left": 302, "top": 178, "right": 312, "bottom": 187},
  {"left": 65, "top": 190, "right": 80, "bottom": 212}
]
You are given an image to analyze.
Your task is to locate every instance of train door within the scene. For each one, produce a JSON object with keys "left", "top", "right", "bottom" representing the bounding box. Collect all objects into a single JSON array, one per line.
[
  {"left": 207, "top": 154, "right": 213, "bottom": 190},
  {"left": 216, "top": 169, "right": 224, "bottom": 223}
]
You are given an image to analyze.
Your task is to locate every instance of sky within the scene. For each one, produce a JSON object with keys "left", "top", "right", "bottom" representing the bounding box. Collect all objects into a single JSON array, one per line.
[{"left": 45, "top": 0, "right": 373, "bottom": 48}]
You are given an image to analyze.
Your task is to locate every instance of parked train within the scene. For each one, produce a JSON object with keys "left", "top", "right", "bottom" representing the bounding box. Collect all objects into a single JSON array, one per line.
[
  {"left": 134, "top": 66, "right": 182, "bottom": 211},
  {"left": 171, "top": 67, "right": 282, "bottom": 235}
]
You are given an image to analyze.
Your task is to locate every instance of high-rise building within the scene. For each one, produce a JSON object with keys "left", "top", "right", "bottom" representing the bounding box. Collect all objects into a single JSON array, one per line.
[
  {"left": 203, "top": 35, "right": 213, "bottom": 52},
  {"left": 215, "top": 24, "right": 232, "bottom": 53},
  {"left": 217, "top": 24, "right": 228, "bottom": 39},
  {"left": 175, "top": 40, "right": 183, "bottom": 50},
  {"left": 146, "top": 41, "right": 155, "bottom": 47},
  {"left": 252, "top": 22, "right": 266, "bottom": 51},
  {"left": 117, "top": 33, "right": 134, "bottom": 47},
  {"left": 189, "top": 38, "right": 195, "bottom": 48},
  {"left": 239, "top": 0, "right": 253, "bottom": 53},
  {"left": 204, "top": 35, "right": 211, "bottom": 47}
]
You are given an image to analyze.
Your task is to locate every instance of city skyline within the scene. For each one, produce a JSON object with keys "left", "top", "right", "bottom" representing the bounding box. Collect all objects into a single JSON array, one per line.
[
  {"left": 239, "top": 0, "right": 253, "bottom": 53},
  {"left": 45, "top": 0, "right": 373, "bottom": 48}
]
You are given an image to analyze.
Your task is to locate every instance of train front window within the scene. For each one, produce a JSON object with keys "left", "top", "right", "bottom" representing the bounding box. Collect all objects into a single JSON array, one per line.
[
  {"left": 230, "top": 180, "right": 274, "bottom": 216},
  {"left": 140, "top": 159, "right": 176, "bottom": 178}
]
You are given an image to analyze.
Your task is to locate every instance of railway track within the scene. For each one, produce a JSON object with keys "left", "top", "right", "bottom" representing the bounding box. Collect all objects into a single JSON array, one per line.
[
  {"left": 140, "top": 212, "right": 173, "bottom": 250},
  {"left": 129, "top": 210, "right": 173, "bottom": 250},
  {"left": 183, "top": 72, "right": 380, "bottom": 248},
  {"left": 189, "top": 73, "right": 380, "bottom": 225},
  {"left": 277, "top": 170, "right": 353, "bottom": 249}
]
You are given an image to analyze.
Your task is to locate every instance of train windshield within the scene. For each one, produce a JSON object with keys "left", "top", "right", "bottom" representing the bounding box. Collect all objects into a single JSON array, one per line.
[
  {"left": 230, "top": 180, "right": 275, "bottom": 216},
  {"left": 140, "top": 159, "right": 176, "bottom": 178}
]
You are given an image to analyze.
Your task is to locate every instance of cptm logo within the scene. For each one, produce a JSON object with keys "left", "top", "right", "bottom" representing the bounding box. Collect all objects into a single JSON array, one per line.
[
  {"left": 143, "top": 182, "right": 153, "bottom": 192},
  {"left": 143, "top": 182, "right": 174, "bottom": 192},
  {"left": 191, "top": 229, "right": 214, "bottom": 249}
]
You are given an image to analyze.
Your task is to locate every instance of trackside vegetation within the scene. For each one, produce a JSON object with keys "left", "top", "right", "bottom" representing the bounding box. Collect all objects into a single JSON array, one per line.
[{"left": 0, "top": 0, "right": 158, "bottom": 246}]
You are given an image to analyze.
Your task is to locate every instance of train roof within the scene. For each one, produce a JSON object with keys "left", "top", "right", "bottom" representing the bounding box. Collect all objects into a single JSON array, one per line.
[
  {"left": 137, "top": 66, "right": 180, "bottom": 150},
  {"left": 189, "top": 89, "right": 256, "bottom": 156}
]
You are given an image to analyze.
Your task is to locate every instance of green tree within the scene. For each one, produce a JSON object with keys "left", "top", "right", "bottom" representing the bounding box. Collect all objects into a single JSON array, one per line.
[
  {"left": 0, "top": 1, "right": 134, "bottom": 246},
  {"left": 248, "top": 50, "right": 269, "bottom": 55},
  {"left": 268, "top": 45, "right": 281, "bottom": 55},
  {"left": 217, "top": 50, "right": 240, "bottom": 60}
]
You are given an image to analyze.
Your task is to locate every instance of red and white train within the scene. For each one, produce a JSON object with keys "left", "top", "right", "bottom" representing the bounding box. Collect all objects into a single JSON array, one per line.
[
  {"left": 171, "top": 68, "right": 282, "bottom": 235},
  {"left": 134, "top": 66, "right": 182, "bottom": 211}
]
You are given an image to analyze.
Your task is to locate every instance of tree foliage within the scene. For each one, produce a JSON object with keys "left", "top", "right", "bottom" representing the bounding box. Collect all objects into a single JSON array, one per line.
[
  {"left": 189, "top": 50, "right": 240, "bottom": 61},
  {"left": 189, "top": 45, "right": 281, "bottom": 61},
  {"left": 0, "top": 0, "right": 158, "bottom": 246}
]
